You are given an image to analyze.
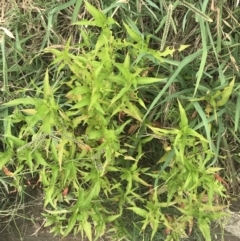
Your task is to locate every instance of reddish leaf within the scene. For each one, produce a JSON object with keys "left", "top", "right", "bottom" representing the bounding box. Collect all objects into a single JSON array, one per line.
[
  {"left": 2, "top": 166, "right": 14, "bottom": 177},
  {"left": 62, "top": 187, "right": 69, "bottom": 197},
  {"left": 118, "top": 111, "right": 126, "bottom": 122},
  {"left": 78, "top": 143, "right": 91, "bottom": 151},
  {"left": 191, "top": 110, "right": 198, "bottom": 119},
  {"left": 214, "top": 173, "right": 229, "bottom": 189},
  {"left": 152, "top": 121, "right": 161, "bottom": 128},
  {"left": 127, "top": 124, "right": 139, "bottom": 135}
]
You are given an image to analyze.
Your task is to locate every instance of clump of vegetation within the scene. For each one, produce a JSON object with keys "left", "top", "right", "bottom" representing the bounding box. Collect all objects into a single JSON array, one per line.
[{"left": 0, "top": 1, "right": 239, "bottom": 241}]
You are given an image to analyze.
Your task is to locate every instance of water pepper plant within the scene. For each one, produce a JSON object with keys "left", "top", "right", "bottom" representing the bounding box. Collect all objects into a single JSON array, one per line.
[{"left": 0, "top": 2, "right": 227, "bottom": 241}]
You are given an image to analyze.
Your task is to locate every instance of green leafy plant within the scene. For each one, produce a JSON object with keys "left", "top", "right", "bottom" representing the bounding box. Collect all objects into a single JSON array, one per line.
[
  {"left": 0, "top": 2, "right": 189, "bottom": 240},
  {"left": 0, "top": 2, "right": 230, "bottom": 241},
  {"left": 129, "top": 100, "right": 227, "bottom": 241}
]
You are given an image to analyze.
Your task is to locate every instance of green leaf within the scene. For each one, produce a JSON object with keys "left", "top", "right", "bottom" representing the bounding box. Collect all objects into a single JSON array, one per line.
[
  {"left": 194, "top": 17, "right": 208, "bottom": 96},
  {"left": 45, "top": 209, "right": 69, "bottom": 215},
  {"left": 178, "top": 100, "right": 188, "bottom": 129},
  {"left": 146, "top": 0, "right": 160, "bottom": 9},
  {"left": 114, "top": 63, "right": 132, "bottom": 81},
  {"left": 235, "top": 93, "right": 240, "bottom": 131},
  {"left": 43, "top": 69, "right": 51, "bottom": 100},
  {"left": 122, "top": 101, "right": 143, "bottom": 122},
  {"left": 44, "top": 47, "right": 62, "bottom": 57},
  {"left": 151, "top": 218, "right": 159, "bottom": 241},
  {"left": 83, "top": 221, "right": 92, "bottom": 241},
  {"left": 89, "top": 92, "right": 101, "bottom": 111},
  {"left": 69, "top": 86, "right": 90, "bottom": 95},
  {"left": 183, "top": 172, "right": 193, "bottom": 190},
  {"left": 94, "top": 63, "right": 104, "bottom": 79},
  {"left": 205, "top": 167, "right": 223, "bottom": 174},
  {"left": 4, "top": 135, "right": 25, "bottom": 147},
  {"left": 84, "top": 1, "right": 106, "bottom": 28},
  {"left": 93, "top": 101, "right": 105, "bottom": 114},
  {"left": 80, "top": 181, "right": 101, "bottom": 208},
  {"left": 25, "top": 150, "right": 34, "bottom": 173},
  {"left": 27, "top": 104, "right": 48, "bottom": 129},
  {"left": 106, "top": 17, "right": 117, "bottom": 25},
  {"left": 50, "top": 140, "right": 58, "bottom": 163},
  {"left": 123, "top": 22, "right": 142, "bottom": 42},
  {"left": 185, "top": 128, "right": 208, "bottom": 142},
  {"left": 57, "top": 139, "right": 68, "bottom": 170},
  {"left": 176, "top": 206, "right": 195, "bottom": 216},
  {"left": 132, "top": 173, "right": 151, "bottom": 187},
  {"left": 0, "top": 149, "right": 13, "bottom": 169},
  {"left": 123, "top": 52, "right": 130, "bottom": 69},
  {"left": 95, "top": 30, "right": 109, "bottom": 53},
  {"left": 44, "top": 186, "right": 56, "bottom": 208},
  {"left": 110, "top": 87, "right": 129, "bottom": 106},
  {"left": 105, "top": 214, "right": 120, "bottom": 222},
  {"left": 216, "top": 77, "right": 235, "bottom": 106},
  {"left": 121, "top": 170, "right": 133, "bottom": 196},
  {"left": 71, "top": 96, "right": 91, "bottom": 109},
  {"left": 3, "top": 98, "right": 39, "bottom": 107},
  {"left": 192, "top": 102, "right": 214, "bottom": 151},
  {"left": 40, "top": 169, "right": 50, "bottom": 185},
  {"left": 147, "top": 124, "right": 179, "bottom": 136},
  {"left": 198, "top": 218, "right": 211, "bottom": 241},
  {"left": 74, "top": 20, "right": 102, "bottom": 27},
  {"left": 127, "top": 207, "right": 148, "bottom": 218},
  {"left": 158, "top": 45, "right": 190, "bottom": 57},
  {"left": 63, "top": 212, "right": 78, "bottom": 236},
  {"left": 33, "top": 151, "right": 49, "bottom": 166},
  {"left": 136, "top": 76, "right": 167, "bottom": 85},
  {"left": 41, "top": 111, "right": 55, "bottom": 133}
]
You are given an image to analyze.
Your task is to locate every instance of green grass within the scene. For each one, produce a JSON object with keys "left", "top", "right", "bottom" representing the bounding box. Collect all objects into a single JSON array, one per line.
[{"left": 0, "top": 1, "right": 240, "bottom": 241}]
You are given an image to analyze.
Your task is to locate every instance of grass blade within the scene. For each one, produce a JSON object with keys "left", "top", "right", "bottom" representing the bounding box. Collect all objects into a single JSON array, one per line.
[
  {"left": 143, "top": 49, "right": 203, "bottom": 121},
  {"left": 194, "top": 18, "right": 208, "bottom": 96}
]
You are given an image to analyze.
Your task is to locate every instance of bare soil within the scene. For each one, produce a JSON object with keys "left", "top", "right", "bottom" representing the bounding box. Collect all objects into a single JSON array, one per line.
[{"left": 0, "top": 187, "right": 240, "bottom": 241}]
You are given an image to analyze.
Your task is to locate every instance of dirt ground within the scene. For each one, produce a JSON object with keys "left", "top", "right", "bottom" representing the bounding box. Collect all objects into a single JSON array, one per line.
[
  {"left": 0, "top": 203, "right": 81, "bottom": 241},
  {"left": 1, "top": 210, "right": 240, "bottom": 241},
  {"left": 1, "top": 219, "right": 240, "bottom": 241},
  {"left": 1, "top": 218, "right": 240, "bottom": 241},
  {"left": 0, "top": 187, "right": 240, "bottom": 241},
  {"left": 0, "top": 186, "right": 81, "bottom": 241}
]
